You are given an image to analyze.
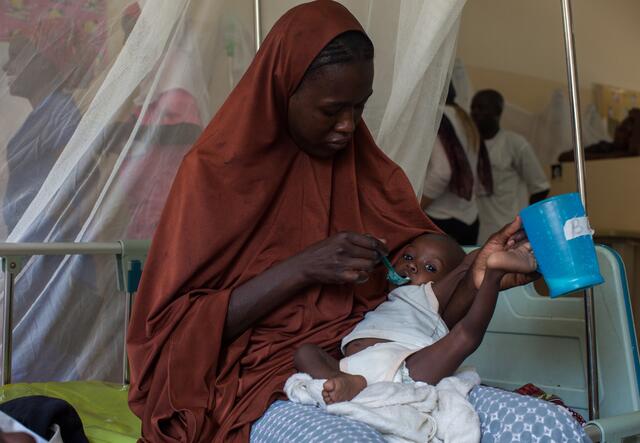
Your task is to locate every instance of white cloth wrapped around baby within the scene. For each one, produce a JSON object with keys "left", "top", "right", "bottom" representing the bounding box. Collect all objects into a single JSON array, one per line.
[{"left": 285, "top": 283, "right": 481, "bottom": 443}]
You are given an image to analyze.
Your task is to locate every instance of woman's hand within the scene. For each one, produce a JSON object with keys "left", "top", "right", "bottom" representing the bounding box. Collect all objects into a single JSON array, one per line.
[
  {"left": 473, "top": 217, "right": 540, "bottom": 290},
  {"left": 297, "top": 232, "right": 388, "bottom": 285}
]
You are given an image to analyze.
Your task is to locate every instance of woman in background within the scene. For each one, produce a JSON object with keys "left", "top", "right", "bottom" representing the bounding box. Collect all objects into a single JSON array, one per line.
[{"left": 118, "top": 2, "right": 206, "bottom": 239}]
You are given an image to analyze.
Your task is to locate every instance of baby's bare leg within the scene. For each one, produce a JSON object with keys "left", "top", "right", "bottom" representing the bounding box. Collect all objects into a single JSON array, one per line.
[
  {"left": 294, "top": 344, "right": 366, "bottom": 404},
  {"left": 406, "top": 269, "right": 503, "bottom": 384},
  {"left": 294, "top": 343, "right": 340, "bottom": 378}
]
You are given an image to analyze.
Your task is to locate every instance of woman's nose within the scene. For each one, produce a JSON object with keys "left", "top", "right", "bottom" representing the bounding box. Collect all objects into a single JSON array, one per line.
[{"left": 335, "top": 109, "right": 355, "bottom": 134}]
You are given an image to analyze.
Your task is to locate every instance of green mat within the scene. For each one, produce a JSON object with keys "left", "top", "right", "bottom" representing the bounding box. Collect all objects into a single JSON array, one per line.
[{"left": 0, "top": 381, "right": 140, "bottom": 443}]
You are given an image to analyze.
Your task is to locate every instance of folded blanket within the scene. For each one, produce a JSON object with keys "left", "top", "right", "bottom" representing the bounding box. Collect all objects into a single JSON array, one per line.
[{"left": 285, "top": 369, "right": 481, "bottom": 443}]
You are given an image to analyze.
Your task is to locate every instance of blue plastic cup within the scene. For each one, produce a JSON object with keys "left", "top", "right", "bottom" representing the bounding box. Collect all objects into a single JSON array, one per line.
[{"left": 519, "top": 193, "right": 604, "bottom": 298}]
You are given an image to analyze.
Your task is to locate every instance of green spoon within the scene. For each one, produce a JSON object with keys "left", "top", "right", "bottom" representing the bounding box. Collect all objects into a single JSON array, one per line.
[{"left": 380, "top": 255, "right": 411, "bottom": 286}]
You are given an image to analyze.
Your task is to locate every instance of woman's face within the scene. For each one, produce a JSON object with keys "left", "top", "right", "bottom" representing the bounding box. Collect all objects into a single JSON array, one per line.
[
  {"left": 288, "top": 60, "right": 373, "bottom": 158},
  {"left": 2, "top": 35, "right": 57, "bottom": 99}
]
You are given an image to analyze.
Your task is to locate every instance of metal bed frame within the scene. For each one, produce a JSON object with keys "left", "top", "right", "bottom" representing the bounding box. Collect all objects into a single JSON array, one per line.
[{"left": 0, "top": 240, "right": 149, "bottom": 388}]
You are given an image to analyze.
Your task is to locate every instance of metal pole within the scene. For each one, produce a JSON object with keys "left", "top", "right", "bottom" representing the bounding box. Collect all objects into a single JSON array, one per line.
[
  {"left": 1, "top": 258, "right": 18, "bottom": 386},
  {"left": 0, "top": 242, "right": 121, "bottom": 256},
  {"left": 253, "top": 0, "right": 261, "bottom": 52},
  {"left": 560, "top": 0, "right": 599, "bottom": 420},
  {"left": 123, "top": 292, "right": 132, "bottom": 386}
]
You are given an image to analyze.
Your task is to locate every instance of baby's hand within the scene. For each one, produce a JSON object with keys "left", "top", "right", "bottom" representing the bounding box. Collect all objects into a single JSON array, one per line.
[
  {"left": 486, "top": 242, "right": 537, "bottom": 274},
  {"left": 473, "top": 218, "right": 539, "bottom": 289}
]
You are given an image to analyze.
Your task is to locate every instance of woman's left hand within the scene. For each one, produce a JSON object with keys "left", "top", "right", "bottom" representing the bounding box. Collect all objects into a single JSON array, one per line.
[{"left": 472, "top": 217, "right": 540, "bottom": 290}]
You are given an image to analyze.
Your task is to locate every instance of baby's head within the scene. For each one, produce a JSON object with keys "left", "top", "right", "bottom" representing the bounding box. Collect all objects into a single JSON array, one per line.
[{"left": 393, "top": 233, "right": 465, "bottom": 286}]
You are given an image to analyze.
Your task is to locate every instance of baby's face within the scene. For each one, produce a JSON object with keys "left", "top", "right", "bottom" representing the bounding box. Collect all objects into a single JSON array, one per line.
[{"left": 394, "top": 235, "right": 458, "bottom": 286}]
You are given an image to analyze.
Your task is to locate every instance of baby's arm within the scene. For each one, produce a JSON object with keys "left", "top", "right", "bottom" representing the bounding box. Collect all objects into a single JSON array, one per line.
[
  {"left": 406, "top": 268, "right": 504, "bottom": 384},
  {"left": 448, "top": 242, "right": 535, "bottom": 353}
]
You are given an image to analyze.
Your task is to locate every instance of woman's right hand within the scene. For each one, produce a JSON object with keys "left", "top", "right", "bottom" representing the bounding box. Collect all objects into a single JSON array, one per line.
[{"left": 296, "top": 232, "right": 388, "bottom": 285}]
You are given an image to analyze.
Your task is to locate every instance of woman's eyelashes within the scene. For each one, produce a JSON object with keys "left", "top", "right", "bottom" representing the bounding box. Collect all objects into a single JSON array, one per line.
[{"left": 321, "top": 107, "right": 341, "bottom": 117}]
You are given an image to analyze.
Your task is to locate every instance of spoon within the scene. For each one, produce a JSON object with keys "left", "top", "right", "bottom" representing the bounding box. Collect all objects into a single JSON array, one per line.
[{"left": 380, "top": 255, "right": 411, "bottom": 286}]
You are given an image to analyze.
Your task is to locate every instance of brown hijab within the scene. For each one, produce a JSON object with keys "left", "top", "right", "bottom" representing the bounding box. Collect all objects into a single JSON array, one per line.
[{"left": 127, "top": 1, "right": 439, "bottom": 441}]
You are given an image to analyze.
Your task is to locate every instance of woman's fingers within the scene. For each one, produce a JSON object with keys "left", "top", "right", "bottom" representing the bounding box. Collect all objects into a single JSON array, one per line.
[
  {"left": 350, "top": 233, "right": 389, "bottom": 256},
  {"left": 342, "top": 243, "right": 380, "bottom": 261},
  {"left": 498, "top": 216, "right": 522, "bottom": 241},
  {"left": 507, "top": 229, "right": 528, "bottom": 249},
  {"left": 491, "top": 217, "right": 527, "bottom": 250},
  {"left": 341, "top": 270, "right": 370, "bottom": 284},
  {"left": 344, "top": 258, "right": 377, "bottom": 273},
  {"left": 301, "top": 231, "right": 392, "bottom": 285}
]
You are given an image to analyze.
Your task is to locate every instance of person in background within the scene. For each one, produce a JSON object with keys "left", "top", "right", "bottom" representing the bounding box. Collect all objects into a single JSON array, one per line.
[
  {"left": 117, "top": 2, "right": 205, "bottom": 239},
  {"left": 558, "top": 107, "right": 640, "bottom": 162},
  {"left": 421, "top": 84, "right": 493, "bottom": 245},
  {"left": 471, "top": 89, "right": 549, "bottom": 244},
  {"left": 0, "top": 19, "right": 102, "bottom": 383},
  {"left": 1, "top": 20, "right": 82, "bottom": 233}
]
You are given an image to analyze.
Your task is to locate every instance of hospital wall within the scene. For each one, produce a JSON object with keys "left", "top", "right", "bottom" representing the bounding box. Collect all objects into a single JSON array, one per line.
[
  {"left": 458, "top": 0, "right": 640, "bottom": 313},
  {"left": 550, "top": 157, "right": 640, "bottom": 235},
  {"left": 551, "top": 156, "right": 640, "bottom": 331},
  {"left": 457, "top": 0, "right": 640, "bottom": 114}
]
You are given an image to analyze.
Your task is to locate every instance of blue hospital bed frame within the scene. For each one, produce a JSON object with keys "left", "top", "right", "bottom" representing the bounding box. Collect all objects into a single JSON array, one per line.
[{"left": 0, "top": 242, "right": 638, "bottom": 441}]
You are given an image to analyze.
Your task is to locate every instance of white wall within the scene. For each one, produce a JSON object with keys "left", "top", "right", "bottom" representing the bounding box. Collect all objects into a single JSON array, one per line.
[{"left": 457, "top": 0, "right": 640, "bottom": 113}]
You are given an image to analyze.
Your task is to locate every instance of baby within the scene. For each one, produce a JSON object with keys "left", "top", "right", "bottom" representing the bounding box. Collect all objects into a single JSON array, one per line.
[{"left": 294, "top": 232, "right": 536, "bottom": 404}]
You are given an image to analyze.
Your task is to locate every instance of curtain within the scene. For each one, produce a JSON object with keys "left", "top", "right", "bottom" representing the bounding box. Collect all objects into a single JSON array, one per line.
[
  {"left": 0, "top": 0, "right": 463, "bottom": 382},
  {"left": 366, "top": 0, "right": 466, "bottom": 196},
  {"left": 0, "top": 0, "right": 254, "bottom": 382}
]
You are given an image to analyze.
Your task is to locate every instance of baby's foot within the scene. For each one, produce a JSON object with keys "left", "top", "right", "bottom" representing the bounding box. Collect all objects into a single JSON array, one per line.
[
  {"left": 487, "top": 242, "right": 537, "bottom": 273},
  {"left": 322, "top": 373, "right": 367, "bottom": 404}
]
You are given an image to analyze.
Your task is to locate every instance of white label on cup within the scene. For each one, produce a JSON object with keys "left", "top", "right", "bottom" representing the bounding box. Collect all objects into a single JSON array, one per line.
[{"left": 563, "top": 216, "right": 594, "bottom": 240}]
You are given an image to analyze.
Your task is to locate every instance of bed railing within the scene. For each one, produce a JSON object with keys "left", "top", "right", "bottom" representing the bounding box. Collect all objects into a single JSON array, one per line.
[
  {"left": 2, "top": 242, "right": 639, "bottom": 442},
  {"left": 0, "top": 240, "right": 150, "bottom": 387}
]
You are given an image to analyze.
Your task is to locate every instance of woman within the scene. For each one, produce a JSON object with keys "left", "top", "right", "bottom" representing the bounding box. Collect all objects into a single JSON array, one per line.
[
  {"left": 127, "top": 2, "right": 589, "bottom": 442},
  {"left": 2, "top": 21, "right": 82, "bottom": 233},
  {"left": 118, "top": 2, "right": 206, "bottom": 239}
]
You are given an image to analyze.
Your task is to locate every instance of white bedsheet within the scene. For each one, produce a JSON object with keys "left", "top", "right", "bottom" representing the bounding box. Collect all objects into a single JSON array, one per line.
[{"left": 285, "top": 369, "right": 481, "bottom": 443}]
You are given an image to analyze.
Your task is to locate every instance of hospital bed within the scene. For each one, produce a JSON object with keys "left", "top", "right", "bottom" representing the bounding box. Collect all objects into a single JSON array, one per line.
[{"left": 0, "top": 242, "right": 638, "bottom": 442}]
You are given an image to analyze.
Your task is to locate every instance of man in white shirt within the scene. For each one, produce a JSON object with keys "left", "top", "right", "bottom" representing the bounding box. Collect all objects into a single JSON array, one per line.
[
  {"left": 421, "top": 85, "right": 482, "bottom": 245},
  {"left": 471, "top": 90, "right": 550, "bottom": 244}
]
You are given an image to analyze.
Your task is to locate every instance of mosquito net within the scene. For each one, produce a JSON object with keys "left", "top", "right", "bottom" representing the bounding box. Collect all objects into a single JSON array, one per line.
[{"left": 0, "top": 0, "right": 463, "bottom": 382}]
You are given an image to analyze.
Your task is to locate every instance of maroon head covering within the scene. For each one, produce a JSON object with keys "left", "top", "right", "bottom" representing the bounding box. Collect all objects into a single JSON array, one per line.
[{"left": 127, "top": 1, "right": 439, "bottom": 441}]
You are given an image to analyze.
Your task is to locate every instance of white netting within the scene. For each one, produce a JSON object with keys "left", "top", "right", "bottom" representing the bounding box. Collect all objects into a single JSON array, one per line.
[
  {"left": 368, "top": 0, "right": 466, "bottom": 196},
  {"left": 0, "top": 0, "right": 254, "bottom": 381},
  {"left": 0, "top": 0, "right": 462, "bottom": 382}
]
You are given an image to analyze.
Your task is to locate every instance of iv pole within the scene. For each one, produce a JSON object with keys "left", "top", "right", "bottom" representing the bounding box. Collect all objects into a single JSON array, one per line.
[{"left": 560, "top": 0, "right": 599, "bottom": 420}]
